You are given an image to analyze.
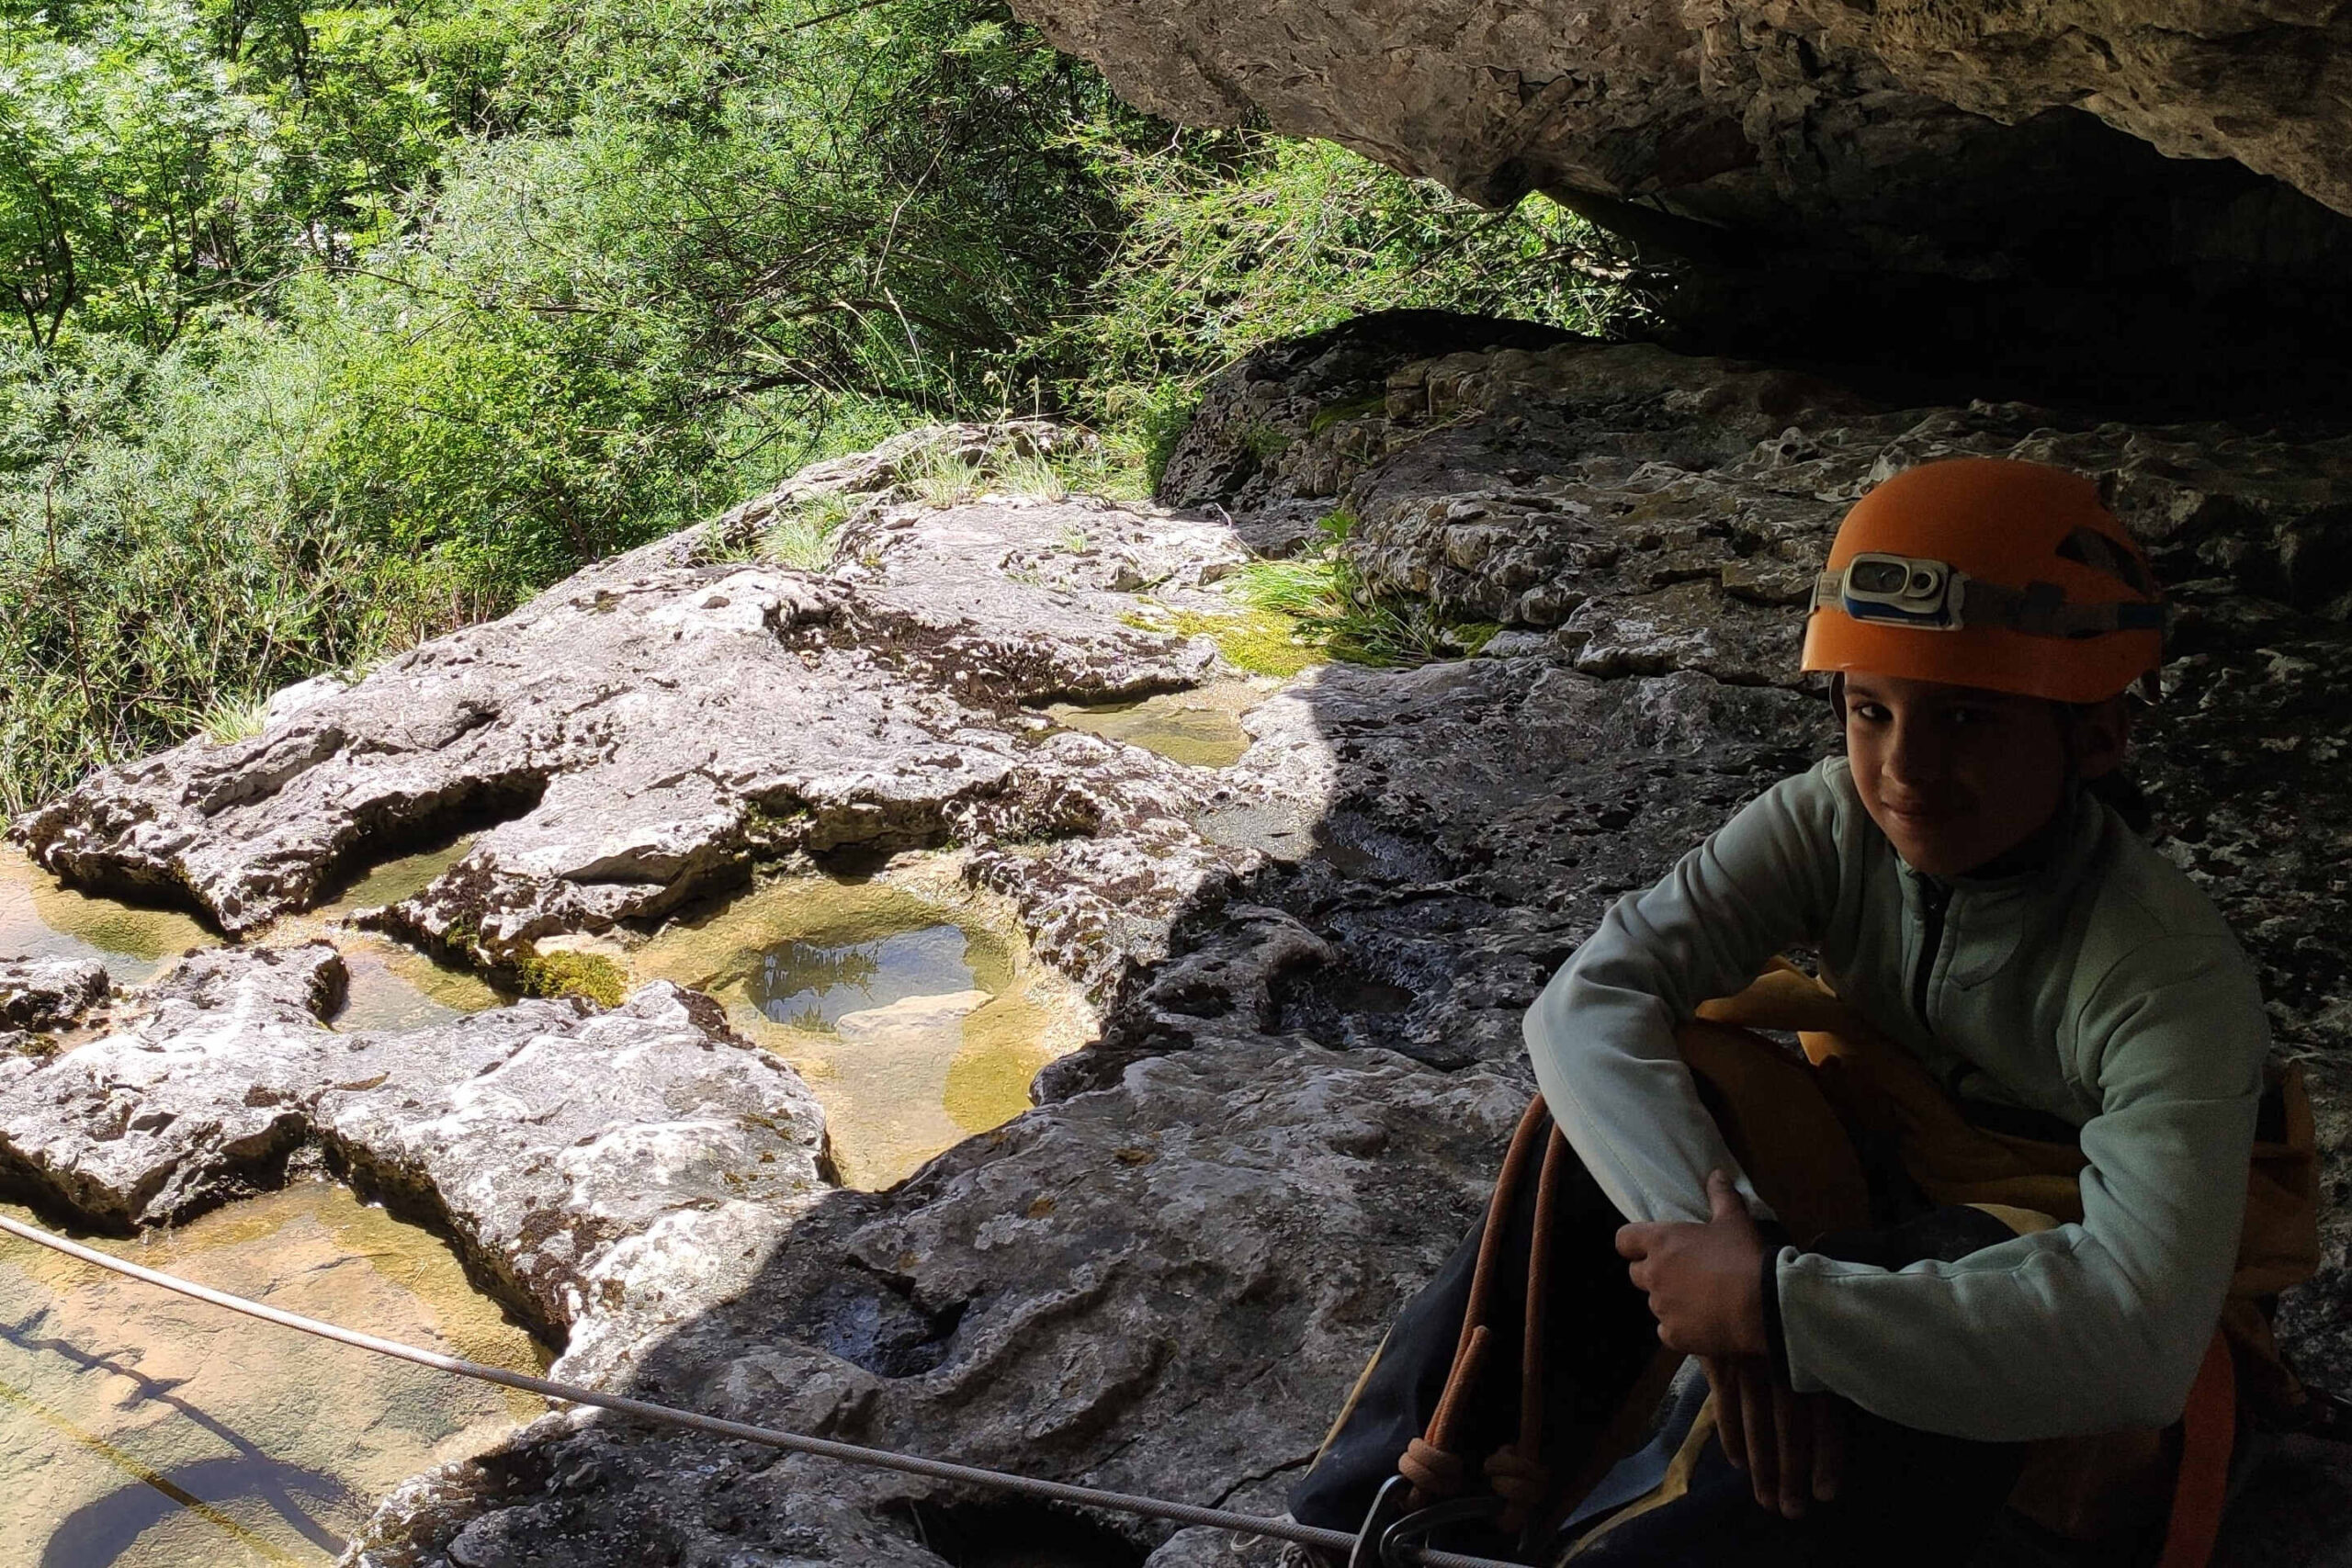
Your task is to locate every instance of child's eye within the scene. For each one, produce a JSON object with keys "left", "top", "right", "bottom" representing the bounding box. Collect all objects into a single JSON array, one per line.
[{"left": 1846, "top": 702, "right": 1890, "bottom": 723}]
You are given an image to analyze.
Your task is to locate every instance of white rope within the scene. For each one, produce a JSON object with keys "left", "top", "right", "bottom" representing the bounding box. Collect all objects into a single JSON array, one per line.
[{"left": 0, "top": 1210, "right": 1526, "bottom": 1568}]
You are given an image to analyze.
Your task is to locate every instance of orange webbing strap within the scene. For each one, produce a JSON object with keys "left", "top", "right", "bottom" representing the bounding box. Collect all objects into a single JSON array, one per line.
[{"left": 2156, "top": 1333, "right": 2236, "bottom": 1568}]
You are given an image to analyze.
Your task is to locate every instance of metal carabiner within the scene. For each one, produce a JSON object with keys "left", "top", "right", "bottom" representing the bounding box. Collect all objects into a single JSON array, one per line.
[
  {"left": 1380, "top": 1492, "right": 1513, "bottom": 1568},
  {"left": 1348, "top": 1474, "right": 1415, "bottom": 1568}
]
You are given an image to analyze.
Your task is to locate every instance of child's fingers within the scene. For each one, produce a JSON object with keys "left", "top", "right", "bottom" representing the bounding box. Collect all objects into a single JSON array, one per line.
[
  {"left": 1613, "top": 1222, "right": 1655, "bottom": 1259},
  {"left": 1811, "top": 1395, "right": 1845, "bottom": 1504},
  {"left": 1706, "top": 1168, "right": 1744, "bottom": 1224},
  {"left": 1738, "top": 1359, "right": 1779, "bottom": 1506},
  {"left": 1771, "top": 1370, "right": 1809, "bottom": 1517},
  {"left": 1704, "top": 1356, "right": 1746, "bottom": 1470}
]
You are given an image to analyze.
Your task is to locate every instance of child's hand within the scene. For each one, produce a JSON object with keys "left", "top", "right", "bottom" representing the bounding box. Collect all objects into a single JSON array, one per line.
[
  {"left": 1704, "top": 1353, "right": 1846, "bottom": 1518},
  {"left": 1612, "top": 1168, "right": 1769, "bottom": 1357}
]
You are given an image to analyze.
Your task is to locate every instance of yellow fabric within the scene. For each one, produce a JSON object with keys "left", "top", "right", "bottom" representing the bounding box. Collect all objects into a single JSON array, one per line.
[
  {"left": 1560, "top": 1396, "right": 1722, "bottom": 1560},
  {"left": 1688, "top": 960, "right": 2322, "bottom": 1541}
]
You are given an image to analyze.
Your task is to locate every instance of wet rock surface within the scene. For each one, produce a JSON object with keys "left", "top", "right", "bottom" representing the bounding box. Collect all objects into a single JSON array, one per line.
[
  {"left": 6, "top": 344, "right": 2349, "bottom": 1563},
  {"left": 0, "top": 943, "right": 828, "bottom": 1342},
  {"left": 0, "top": 1179, "right": 550, "bottom": 1568}
]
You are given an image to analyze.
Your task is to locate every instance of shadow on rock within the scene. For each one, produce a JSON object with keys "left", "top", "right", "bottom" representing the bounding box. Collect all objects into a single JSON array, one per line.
[{"left": 10, "top": 343, "right": 2351, "bottom": 1566}]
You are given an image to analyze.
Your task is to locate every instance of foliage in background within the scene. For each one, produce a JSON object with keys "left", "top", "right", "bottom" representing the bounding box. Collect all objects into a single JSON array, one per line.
[
  {"left": 1066, "top": 130, "right": 1638, "bottom": 479},
  {"left": 0, "top": 0, "right": 1635, "bottom": 813}
]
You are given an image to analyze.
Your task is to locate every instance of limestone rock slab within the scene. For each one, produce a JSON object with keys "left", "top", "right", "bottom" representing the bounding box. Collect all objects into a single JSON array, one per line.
[
  {"left": 0, "top": 954, "right": 108, "bottom": 1030},
  {"left": 10, "top": 481, "right": 1254, "bottom": 1000},
  {"left": 0, "top": 945, "right": 828, "bottom": 1341},
  {"left": 344, "top": 1034, "right": 1528, "bottom": 1566}
]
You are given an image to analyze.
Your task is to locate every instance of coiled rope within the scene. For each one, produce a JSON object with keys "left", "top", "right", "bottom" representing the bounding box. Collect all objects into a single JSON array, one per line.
[{"left": 0, "top": 1210, "right": 1523, "bottom": 1568}]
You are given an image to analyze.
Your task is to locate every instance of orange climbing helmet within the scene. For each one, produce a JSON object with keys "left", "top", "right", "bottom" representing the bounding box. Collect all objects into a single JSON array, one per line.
[{"left": 1800, "top": 457, "right": 2166, "bottom": 704}]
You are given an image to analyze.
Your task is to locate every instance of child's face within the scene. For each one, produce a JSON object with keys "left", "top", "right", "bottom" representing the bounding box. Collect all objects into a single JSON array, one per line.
[{"left": 1841, "top": 673, "right": 2121, "bottom": 877}]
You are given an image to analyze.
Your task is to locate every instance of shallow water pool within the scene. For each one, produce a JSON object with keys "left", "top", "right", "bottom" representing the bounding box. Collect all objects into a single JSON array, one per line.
[
  {"left": 1041, "top": 680, "right": 1261, "bottom": 768},
  {"left": 0, "top": 844, "right": 500, "bottom": 1040},
  {"left": 594, "top": 862, "right": 1093, "bottom": 1190},
  {"left": 0, "top": 1182, "right": 548, "bottom": 1568}
]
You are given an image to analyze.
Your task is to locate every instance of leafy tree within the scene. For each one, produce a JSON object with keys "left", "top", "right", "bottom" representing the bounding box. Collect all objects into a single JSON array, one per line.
[
  {"left": 0, "top": 1, "right": 275, "bottom": 347},
  {"left": 1065, "top": 129, "right": 1639, "bottom": 453}
]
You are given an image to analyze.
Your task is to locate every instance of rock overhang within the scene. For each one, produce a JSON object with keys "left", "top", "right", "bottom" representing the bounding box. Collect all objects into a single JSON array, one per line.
[{"left": 1009, "top": 0, "right": 2352, "bottom": 410}]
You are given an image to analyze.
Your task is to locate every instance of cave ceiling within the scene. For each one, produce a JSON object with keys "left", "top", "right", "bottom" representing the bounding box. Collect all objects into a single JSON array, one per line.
[{"left": 1013, "top": 0, "right": 2352, "bottom": 408}]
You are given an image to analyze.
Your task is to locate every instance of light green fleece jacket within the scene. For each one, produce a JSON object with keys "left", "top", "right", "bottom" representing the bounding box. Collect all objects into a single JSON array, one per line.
[{"left": 1523, "top": 756, "right": 2267, "bottom": 1442}]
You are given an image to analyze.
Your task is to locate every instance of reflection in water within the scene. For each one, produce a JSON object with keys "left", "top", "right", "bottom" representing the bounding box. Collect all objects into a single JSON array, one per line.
[
  {"left": 1041, "top": 680, "right": 1261, "bottom": 769},
  {"left": 753, "top": 924, "right": 976, "bottom": 1032},
  {"left": 623, "top": 865, "right": 1090, "bottom": 1190},
  {"left": 0, "top": 1183, "right": 548, "bottom": 1568}
]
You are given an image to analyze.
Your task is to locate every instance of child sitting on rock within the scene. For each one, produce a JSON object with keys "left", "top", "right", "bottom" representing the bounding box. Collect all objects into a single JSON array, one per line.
[{"left": 1293, "top": 457, "right": 2320, "bottom": 1566}]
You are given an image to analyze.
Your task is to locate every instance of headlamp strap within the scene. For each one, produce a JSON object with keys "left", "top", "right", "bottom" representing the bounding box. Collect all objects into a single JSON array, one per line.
[
  {"left": 1961, "top": 579, "right": 2167, "bottom": 638},
  {"left": 1815, "top": 564, "right": 2165, "bottom": 639}
]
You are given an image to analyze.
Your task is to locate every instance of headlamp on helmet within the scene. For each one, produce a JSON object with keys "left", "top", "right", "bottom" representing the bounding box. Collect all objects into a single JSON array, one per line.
[
  {"left": 1826, "top": 552, "right": 1962, "bottom": 629},
  {"left": 1813, "top": 545, "right": 2165, "bottom": 642}
]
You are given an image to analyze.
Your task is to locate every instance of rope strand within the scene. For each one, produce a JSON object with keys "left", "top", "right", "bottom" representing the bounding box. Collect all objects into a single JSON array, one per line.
[{"left": 0, "top": 1210, "right": 1526, "bottom": 1568}]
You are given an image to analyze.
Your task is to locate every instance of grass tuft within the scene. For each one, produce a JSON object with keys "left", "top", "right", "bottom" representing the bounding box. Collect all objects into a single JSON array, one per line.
[
  {"left": 760, "top": 491, "right": 856, "bottom": 571},
  {"left": 197, "top": 693, "right": 272, "bottom": 746},
  {"left": 1212, "top": 509, "right": 1500, "bottom": 669},
  {"left": 989, "top": 449, "right": 1071, "bottom": 502}
]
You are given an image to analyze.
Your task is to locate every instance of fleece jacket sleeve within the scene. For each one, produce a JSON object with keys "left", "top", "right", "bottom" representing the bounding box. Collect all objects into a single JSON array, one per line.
[
  {"left": 1774, "top": 936, "right": 2266, "bottom": 1439},
  {"left": 1521, "top": 768, "right": 1844, "bottom": 1225}
]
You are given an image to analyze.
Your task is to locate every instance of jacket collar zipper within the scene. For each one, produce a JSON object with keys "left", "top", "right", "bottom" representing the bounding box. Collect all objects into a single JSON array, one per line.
[{"left": 1911, "top": 875, "right": 1953, "bottom": 1029}]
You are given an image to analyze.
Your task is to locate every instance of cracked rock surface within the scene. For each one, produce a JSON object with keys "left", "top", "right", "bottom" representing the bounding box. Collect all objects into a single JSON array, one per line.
[{"left": 8, "top": 343, "right": 2351, "bottom": 1565}]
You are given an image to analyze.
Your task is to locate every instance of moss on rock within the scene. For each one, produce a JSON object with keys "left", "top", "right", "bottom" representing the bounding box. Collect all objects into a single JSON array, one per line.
[{"left": 514, "top": 947, "right": 628, "bottom": 1010}]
